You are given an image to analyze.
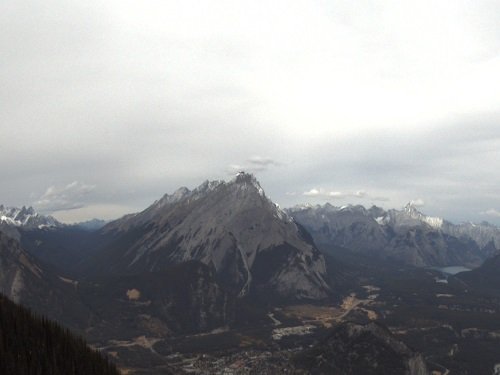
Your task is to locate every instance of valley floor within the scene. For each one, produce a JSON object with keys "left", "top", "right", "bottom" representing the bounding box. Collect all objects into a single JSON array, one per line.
[{"left": 94, "top": 269, "right": 500, "bottom": 374}]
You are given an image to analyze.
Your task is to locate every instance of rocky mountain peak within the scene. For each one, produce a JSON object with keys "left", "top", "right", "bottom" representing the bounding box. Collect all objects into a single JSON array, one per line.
[
  {"left": 19, "top": 206, "right": 36, "bottom": 216},
  {"left": 404, "top": 201, "right": 420, "bottom": 214},
  {"left": 96, "top": 174, "right": 330, "bottom": 300},
  {"left": 399, "top": 202, "right": 443, "bottom": 229},
  {"left": 368, "top": 205, "right": 386, "bottom": 218},
  {"left": 233, "top": 171, "right": 256, "bottom": 183},
  {"left": 230, "top": 172, "right": 265, "bottom": 196},
  {"left": 0, "top": 205, "right": 61, "bottom": 229}
]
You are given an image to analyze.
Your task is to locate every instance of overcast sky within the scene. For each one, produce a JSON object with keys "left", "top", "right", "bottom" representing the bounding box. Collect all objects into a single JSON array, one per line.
[{"left": 1, "top": 0, "right": 500, "bottom": 224}]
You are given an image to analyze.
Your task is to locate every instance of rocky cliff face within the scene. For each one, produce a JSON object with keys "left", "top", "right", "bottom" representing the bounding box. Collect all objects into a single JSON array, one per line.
[
  {"left": 288, "top": 203, "right": 485, "bottom": 268},
  {"left": 294, "top": 321, "right": 429, "bottom": 375},
  {"left": 90, "top": 173, "right": 330, "bottom": 301}
]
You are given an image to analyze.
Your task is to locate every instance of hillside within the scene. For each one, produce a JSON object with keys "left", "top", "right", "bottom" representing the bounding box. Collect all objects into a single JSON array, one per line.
[{"left": 0, "top": 294, "right": 119, "bottom": 375}]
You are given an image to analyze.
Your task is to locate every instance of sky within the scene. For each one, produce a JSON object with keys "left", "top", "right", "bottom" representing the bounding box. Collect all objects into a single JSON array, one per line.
[{"left": 1, "top": 0, "right": 500, "bottom": 224}]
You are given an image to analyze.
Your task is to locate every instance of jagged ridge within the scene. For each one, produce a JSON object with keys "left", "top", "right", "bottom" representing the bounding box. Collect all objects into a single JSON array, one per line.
[
  {"left": 0, "top": 205, "right": 61, "bottom": 229},
  {"left": 287, "top": 202, "right": 493, "bottom": 267}
]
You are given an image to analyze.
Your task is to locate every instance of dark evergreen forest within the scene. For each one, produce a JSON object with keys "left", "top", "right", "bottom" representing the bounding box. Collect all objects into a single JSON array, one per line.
[{"left": 0, "top": 294, "right": 119, "bottom": 375}]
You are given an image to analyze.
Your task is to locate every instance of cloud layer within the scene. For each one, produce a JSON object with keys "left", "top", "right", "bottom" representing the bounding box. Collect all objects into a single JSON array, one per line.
[
  {"left": 482, "top": 209, "right": 500, "bottom": 218},
  {"left": 227, "top": 156, "right": 280, "bottom": 174},
  {"left": 304, "top": 188, "right": 366, "bottom": 199},
  {"left": 1, "top": 1, "right": 500, "bottom": 223},
  {"left": 35, "top": 181, "right": 96, "bottom": 212}
]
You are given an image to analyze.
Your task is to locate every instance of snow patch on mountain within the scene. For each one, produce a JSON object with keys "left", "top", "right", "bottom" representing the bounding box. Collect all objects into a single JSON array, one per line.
[{"left": 403, "top": 202, "right": 443, "bottom": 229}]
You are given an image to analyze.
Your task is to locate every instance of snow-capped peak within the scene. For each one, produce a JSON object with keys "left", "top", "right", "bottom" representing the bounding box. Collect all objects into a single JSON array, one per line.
[
  {"left": 402, "top": 202, "right": 443, "bottom": 229},
  {"left": 0, "top": 205, "right": 61, "bottom": 229}
]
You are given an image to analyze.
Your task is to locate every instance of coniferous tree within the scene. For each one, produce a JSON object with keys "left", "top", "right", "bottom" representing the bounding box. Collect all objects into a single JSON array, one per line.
[{"left": 0, "top": 294, "right": 119, "bottom": 375}]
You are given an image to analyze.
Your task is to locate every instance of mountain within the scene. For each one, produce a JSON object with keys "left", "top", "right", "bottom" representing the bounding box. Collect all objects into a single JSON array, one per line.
[
  {"left": 0, "top": 294, "right": 119, "bottom": 375},
  {"left": 287, "top": 203, "right": 487, "bottom": 268},
  {"left": 73, "top": 218, "right": 108, "bottom": 231},
  {"left": 86, "top": 172, "right": 330, "bottom": 301},
  {"left": 382, "top": 203, "right": 444, "bottom": 229},
  {"left": 80, "top": 261, "right": 233, "bottom": 341},
  {"left": 0, "top": 204, "right": 61, "bottom": 229},
  {"left": 1, "top": 228, "right": 233, "bottom": 341},
  {"left": 389, "top": 203, "right": 500, "bottom": 256},
  {"left": 294, "top": 321, "right": 428, "bottom": 374},
  {"left": 20, "top": 226, "right": 104, "bottom": 277},
  {"left": 441, "top": 221, "right": 500, "bottom": 257},
  {"left": 457, "top": 252, "right": 500, "bottom": 295},
  {"left": 0, "top": 204, "right": 62, "bottom": 243},
  {"left": 0, "top": 230, "right": 90, "bottom": 330}
]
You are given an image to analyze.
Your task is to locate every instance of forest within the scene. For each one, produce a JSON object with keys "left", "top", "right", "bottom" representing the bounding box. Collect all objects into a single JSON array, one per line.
[{"left": 0, "top": 294, "right": 119, "bottom": 375}]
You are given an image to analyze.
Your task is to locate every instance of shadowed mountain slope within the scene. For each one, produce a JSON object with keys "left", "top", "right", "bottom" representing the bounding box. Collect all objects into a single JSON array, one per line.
[
  {"left": 294, "top": 321, "right": 428, "bottom": 375},
  {"left": 0, "top": 294, "right": 119, "bottom": 375}
]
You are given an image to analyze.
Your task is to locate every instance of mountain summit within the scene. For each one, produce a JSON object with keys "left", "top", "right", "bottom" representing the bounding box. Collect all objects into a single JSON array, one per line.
[
  {"left": 92, "top": 173, "right": 330, "bottom": 300},
  {"left": 383, "top": 202, "right": 444, "bottom": 229}
]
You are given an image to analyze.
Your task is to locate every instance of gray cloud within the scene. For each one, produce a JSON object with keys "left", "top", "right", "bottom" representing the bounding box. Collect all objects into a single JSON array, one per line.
[
  {"left": 247, "top": 156, "right": 279, "bottom": 168},
  {"left": 409, "top": 199, "right": 425, "bottom": 207},
  {"left": 227, "top": 156, "right": 280, "bottom": 174},
  {"left": 303, "top": 188, "right": 366, "bottom": 199},
  {"left": 1, "top": 1, "right": 500, "bottom": 224},
  {"left": 481, "top": 209, "right": 500, "bottom": 218},
  {"left": 301, "top": 188, "right": 390, "bottom": 203},
  {"left": 35, "top": 181, "right": 96, "bottom": 213}
]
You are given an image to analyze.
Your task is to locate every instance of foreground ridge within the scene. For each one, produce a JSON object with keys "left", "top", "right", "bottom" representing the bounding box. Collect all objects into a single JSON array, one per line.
[{"left": 0, "top": 293, "right": 119, "bottom": 375}]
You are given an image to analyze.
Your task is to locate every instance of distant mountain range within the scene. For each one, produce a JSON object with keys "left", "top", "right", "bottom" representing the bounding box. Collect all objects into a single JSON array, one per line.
[
  {"left": 0, "top": 205, "right": 108, "bottom": 244},
  {"left": 4, "top": 184, "right": 500, "bottom": 273},
  {"left": 287, "top": 202, "right": 500, "bottom": 268},
  {"left": 75, "top": 218, "right": 108, "bottom": 231},
  {"left": 0, "top": 205, "right": 61, "bottom": 241},
  {"left": 0, "top": 205, "right": 61, "bottom": 229}
]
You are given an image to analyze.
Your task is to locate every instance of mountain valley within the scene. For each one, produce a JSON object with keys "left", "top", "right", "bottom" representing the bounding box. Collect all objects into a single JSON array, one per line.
[{"left": 2, "top": 174, "right": 500, "bottom": 374}]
